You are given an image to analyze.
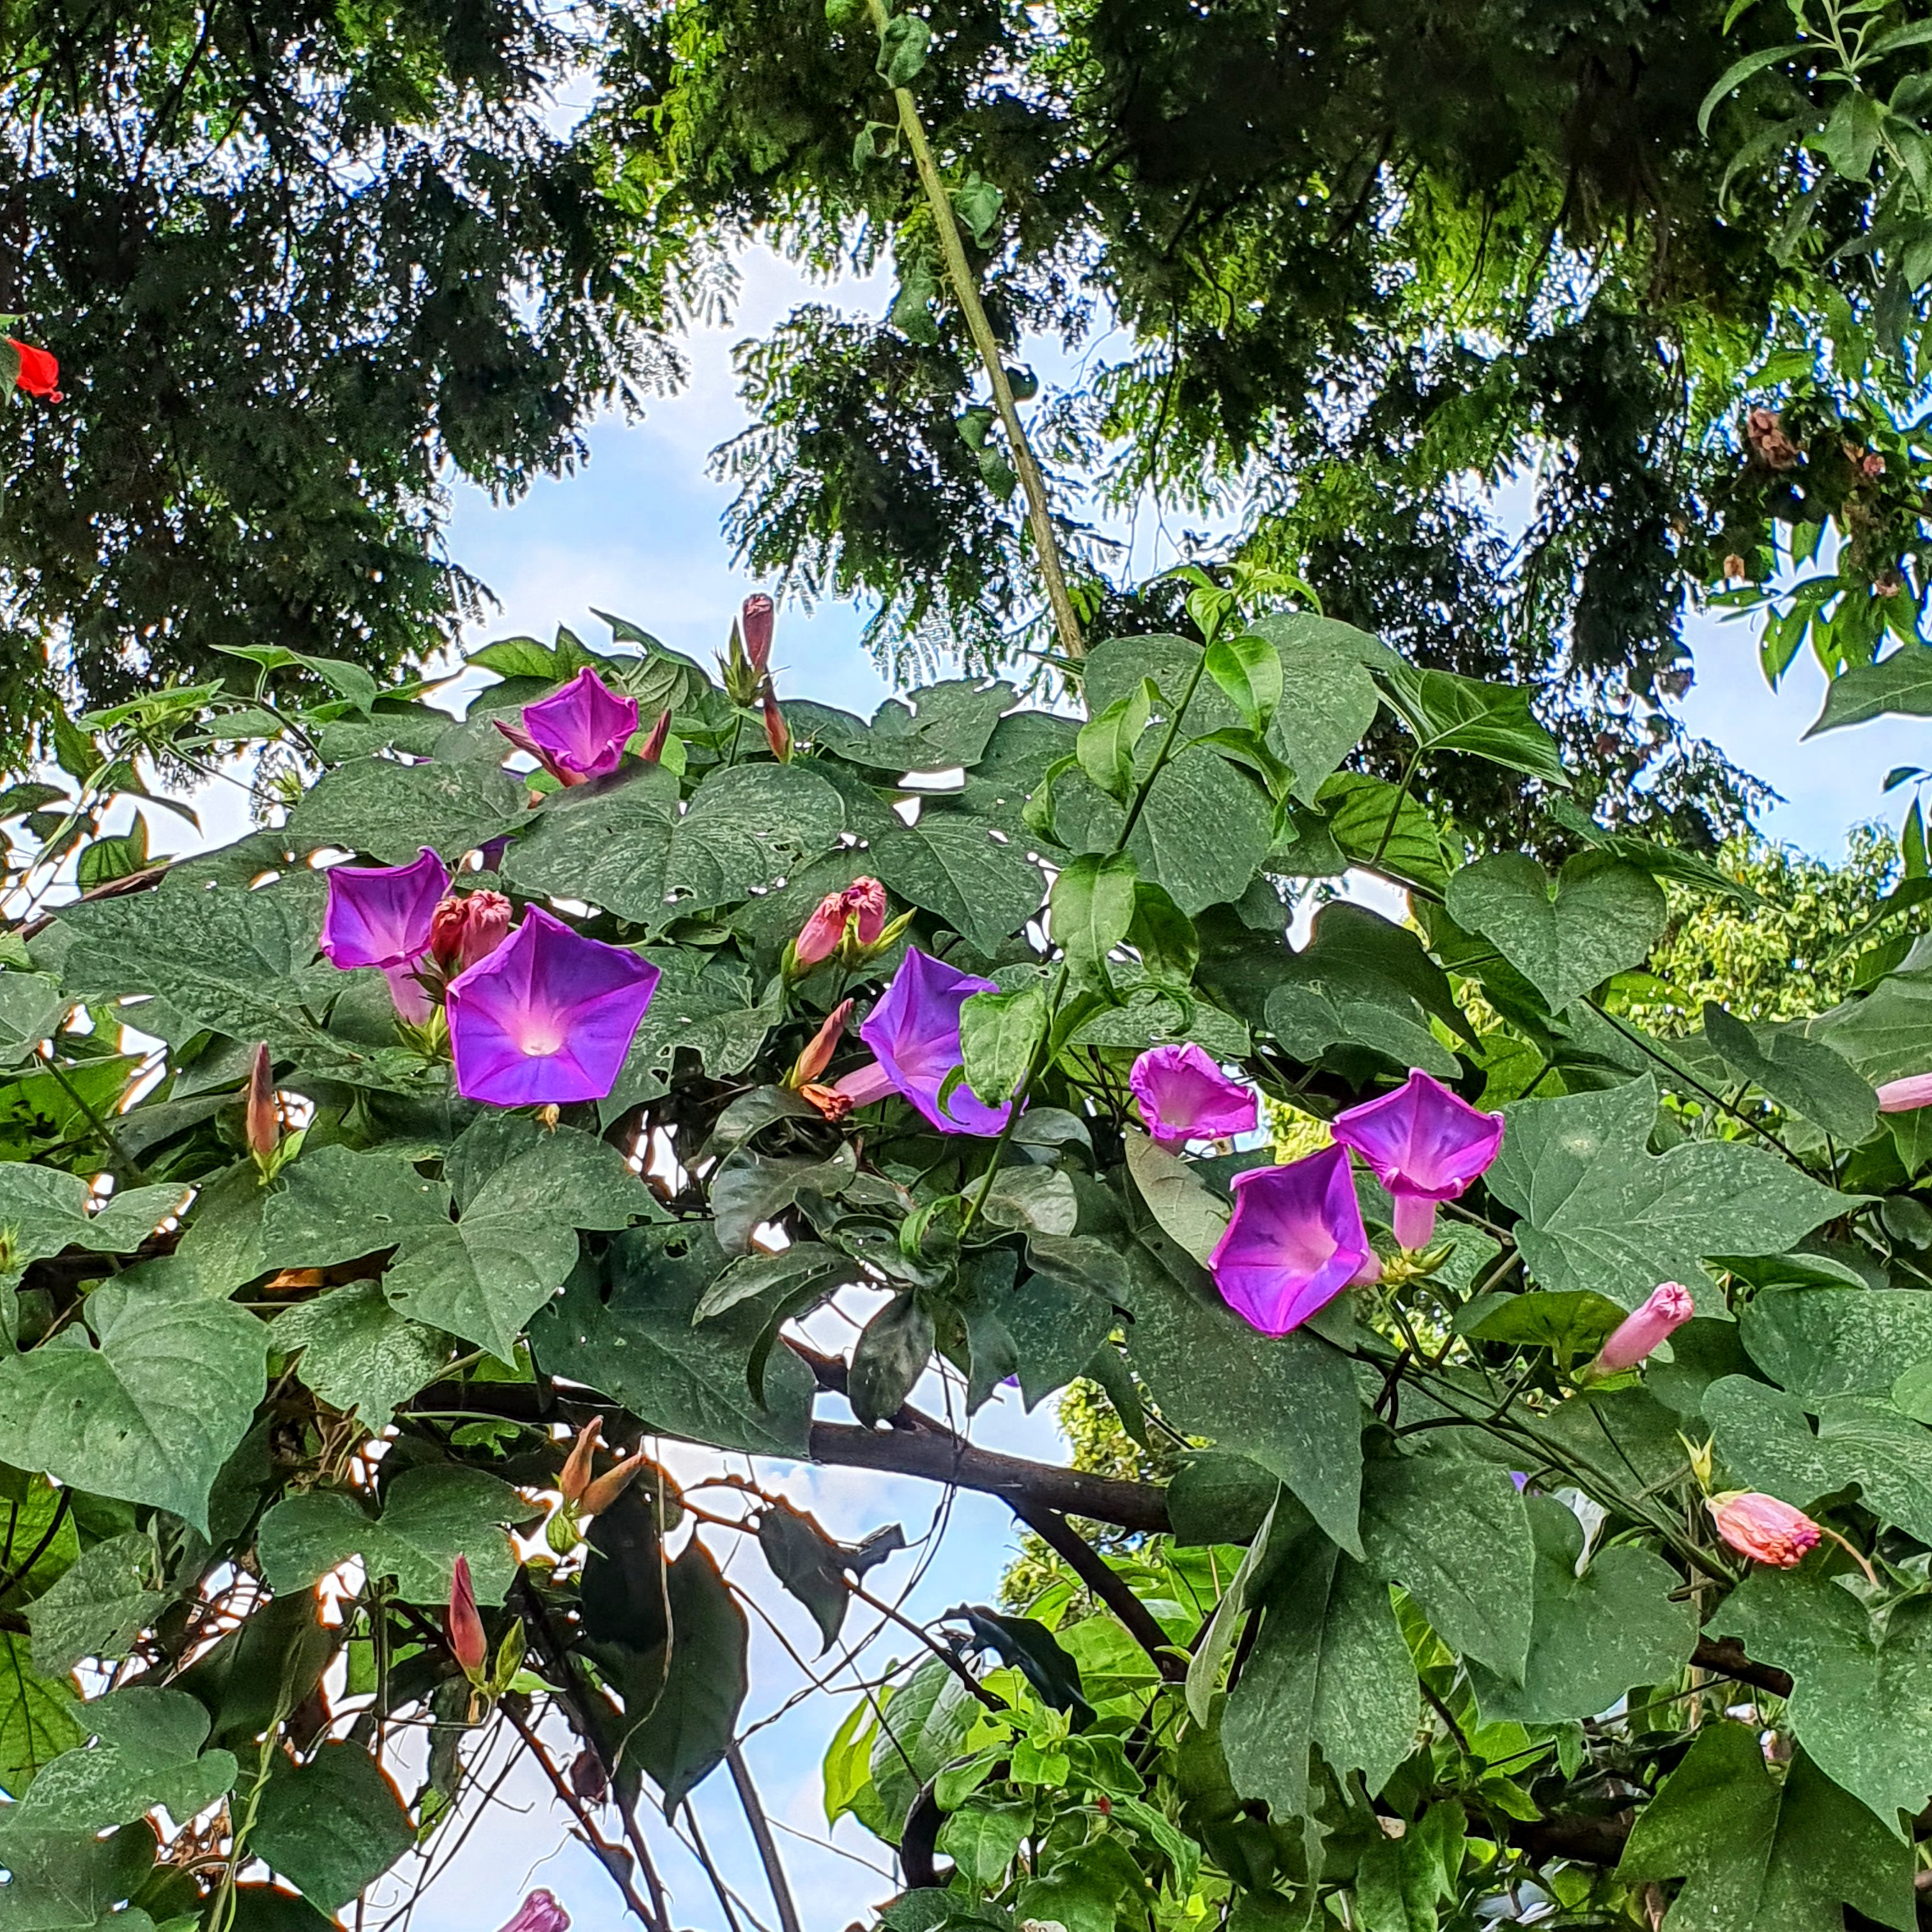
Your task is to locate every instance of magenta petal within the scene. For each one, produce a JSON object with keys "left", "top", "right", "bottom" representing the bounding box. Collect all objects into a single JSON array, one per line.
[
  {"left": 1130, "top": 1043, "right": 1257, "bottom": 1147},
  {"left": 1331, "top": 1071, "right": 1504, "bottom": 1229},
  {"left": 859, "top": 947, "right": 1011, "bottom": 1135},
  {"left": 447, "top": 905, "right": 660, "bottom": 1107},
  {"left": 521, "top": 669, "right": 639, "bottom": 781},
  {"left": 1208, "top": 1144, "right": 1373, "bottom": 1335},
  {"left": 319, "top": 848, "right": 448, "bottom": 970}
]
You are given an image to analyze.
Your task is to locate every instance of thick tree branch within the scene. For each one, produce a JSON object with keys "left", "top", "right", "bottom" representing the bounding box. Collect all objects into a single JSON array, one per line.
[{"left": 1012, "top": 1499, "right": 1184, "bottom": 1679}]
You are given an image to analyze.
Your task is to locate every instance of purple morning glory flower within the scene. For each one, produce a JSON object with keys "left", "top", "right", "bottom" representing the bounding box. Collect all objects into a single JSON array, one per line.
[
  {"left": 856, "top": 947, "right": 1011, "bottom": 1136},
  {"left": 1331, "top": 1069, "right": 1505, "bottom": 1250},
  {"left": 1208, "top": 1142, "right": 1379, "bottom": 1336},
  {"left": 1130, "top": 1043, "right": 1257, "bottom": 1149},
  {"left": 447, "top": 906, "right": 661, "bottom": 1107},
  {"left": 319, "top": 847, "right": 448, "bottom": 971},
  {"left": 495, "top": 668, "right": 638, "bottom": 786}
]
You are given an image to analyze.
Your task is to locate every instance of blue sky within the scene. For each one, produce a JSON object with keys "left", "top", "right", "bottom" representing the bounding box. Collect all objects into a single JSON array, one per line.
[{"left": 188, "top": 245, "right": 1930, "bottom": 1931}]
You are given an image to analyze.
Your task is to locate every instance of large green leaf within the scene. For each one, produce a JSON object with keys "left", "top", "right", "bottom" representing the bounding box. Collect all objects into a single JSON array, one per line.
[
  {"left": 628, "top": 1540, "right": 748, "bottom": 1813},
  {"left": 1487, "top": 1076, "right": 1850, "bottom": 1312},
  {"left": 250, "top": 1743, "right": 415, "bottom": 1912},
  {"left": 1264, "top": 982, "right": 1457, "bottom": 1077},
  {"left": 601, "top": 950, "right": 782, "bottom": 1121},
  {"left": 1222, "top": 1534, "right": 1418, "bottom": 1823},
  {"left": 383, "top": 1129, "right": 653, "bottom": 1361},
  {"left": 1700, "top": 1004, "right": 1878, "bottom": 1145},
  {"left": 871, "top": 808, "right": 1045, "bottom": 957},
  {"left": 0, "top": 1281, "right": 266, "bottom": 1533},
  {"left": 1807, "top": 646, "right": 1932, "bottom": 735},
  {"left": 661, "top": 763, "right": 845, "bottom": 919},
  {"left": 0, "top": 1636, "right": 82, "bottom": 1798},
  {"left": 1712, "top": 1561, "right": 1932, "bottom": 1829},
  {"left": 1246, "top": 615, "right": 1382, "bottom": 804},
  {"left": 1740, "top": 1284, "right": 1932, "bottom": 1402},
  {"left": 258, "top": 1145, "right": 451, "bottom": 1271},
  {"left": 788, "top": 680, "right": 1015, "bottom": 772},
  {"left": 272, "top": 1283, "right": 450, "bottom": 1426},
  {"left": 1443, "top": 853, "right": 1664, "bottom": 1011},
  {"left": 1315, "top": 772, "right": 1460, "bottom": 893},
  {"left": 11, "top": 1687, "right": 237, "bottom": 1837},
  {"left": 1705, "top": 1374, "right": 1932, "bottom": 1543},
  {"left": 1127, "top": 747, "right": 1274, "bottom": 916},
  {"left": 27, "top": 1536, "right": 162, "bottom": 1679},
  {"left": 0, "top": 1167, "right": 188, "bottom": 1288},
  {"left": 530, "top": 1226, "right": 816, "bottom": 1457},
  {"left": 59, "top": 877, "right": 342, "bottom": 1062},
  {"left": 284, "top": 756, "right": 525, "bottom": 864},
  {"left": 257, "top": 1462, "right": 529, "bottom": 1606},
  {"left": 1465, "top": 1497, "right": 1696, "bottom": 1722},
  {"left": 1800, "top": 966, "right": 1932, "bottom": 1087},
  {"left": 1374, "top": 666, "right": 1568, "bottom": 785},
  {"left": 0, "top": 976, "right": 67, "bottom": 1062},
  {"left": 1357, "top": 1449, "right": 1533, "bottom": 1682},
  {"left": 498, "top": 765, "right": 679, "bottom": 922},
  {"left": 1124, "top": 1248, "right": 1363, "bottom": 1553},
  {"left": 1618, "top": 1722, "right": 1912, "bottom": 1931},
  {"left": 0, "top": 1818, "right": 153, "bottom": 1932}
]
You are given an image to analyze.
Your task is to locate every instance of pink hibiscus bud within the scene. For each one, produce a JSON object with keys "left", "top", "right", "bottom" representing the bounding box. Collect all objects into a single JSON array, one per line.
[
  {"left": 1592, "top": 1281, "right": 1694, "bottom": 1374},
  {"left": 762, "top": 684, "right": 792, "bottom": 763},
  {"left": 245, "top": 1043, "right": 279, "bottom": 1169},
  {"left": 447, "top": 1554, "right": 487, "bottom": 1679},
  {"left": 494, "top": 1893, "right": 569, "bottom": 1932},
  {"left": 1706, "top": 1491, "right": 1821, "bottom": 1568},
  {"left": 638, "top": 707, "right": 673, "bottom": 764},
  {"left": 558, "top": 1416, "right": 603, "bottom": 1505},
  {"left": 1331, "top": 1069, "right": 1505, "bottom": 1250},
  {"left": 742, "top": 594, "right": 775, "bottom": 673},
  {"left": 1129, "top": 1043, "right": 1257, "bottom": 1149},
  {"left": 430, "top": 891, "right": 513, "bottom": 976},
  {"left": 1877, "top": 1073, "right": 1932, "bottom": 1112},
  {"left": 788, "top": 999, "right": 854, "bottom": 1089}
]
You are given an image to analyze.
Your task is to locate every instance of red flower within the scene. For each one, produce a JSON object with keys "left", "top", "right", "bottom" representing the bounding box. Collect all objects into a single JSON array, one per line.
[{"left": 6, "top": 340, "right": 59, "bottom": 401}]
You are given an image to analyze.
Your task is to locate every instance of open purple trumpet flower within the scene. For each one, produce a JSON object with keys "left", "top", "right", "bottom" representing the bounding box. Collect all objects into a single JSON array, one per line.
[
  {"left": 1331, "top": 1068, "right": 1504, "bottom": 1250},
  {"left": 1130, "top": 1043, "right": 1256, "bottom": 1148},
  {"left": 447, "top": 906, "right": 660, "bottom": 1106},
  {"left": 495, "top": 668, "right": 638, "bottom": 786},
  {"left": 816, "top": 947, "right": 1011, "bottom": 1135},
  {"left": 319, "top": 847, "right": 448, "bottom": 971},
  {"left": 1208, "top": 1143, "right": 1379, "bottom": 1336}
]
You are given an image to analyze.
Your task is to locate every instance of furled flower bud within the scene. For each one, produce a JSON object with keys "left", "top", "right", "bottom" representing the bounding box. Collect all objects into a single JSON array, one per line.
[
  {"left": 246, "top": 1043, "right": 279, "bottom": 1169},
  {"left": 6, "top": 339, "right": 60, "bottom": 400},
  {"left": 1592, "top": 1282, "right": 1694, "bottom": 1374},
  {"left": 792, "top": 879, "right": 889, "bottom": 972},
  {"left": 1877, "top": 1073, "right": 1932, "bottom": 1112},
  {"left": 719, "top": 618, "right": 762, "bottom": 707},
  {"left": 741, "top": 594, "right": 775, "bottom": 673},
  {"left": 639, "top": 707, "right": 673, "bottom": 764},
  {"left": 1707, "top": 1491, "right": 1820, "bottom": 1568},
  {"left": 1722, "top": 553, "right": 1748, "bottom": 583},
  {"left": 430, "top": 891, "right": 513, "bottom": 976},
  {"left": 578, "top": 1451, "right": 651, "bottom": 1518},
  {"left": 786, "top": 1000, "right": 854, "bottom": 1089},
  {"left": 493, "top": 1892, "right": 569, "bottom": 1932},
  {"left": 558, "top": 1416, "right": 603, "bottom": 1506},
  {"left": 447, "top": 1554, "right": 487, "bottom": 1679},
  {"left": 762, "top": 684, "right": 792, "bottom": 763}
]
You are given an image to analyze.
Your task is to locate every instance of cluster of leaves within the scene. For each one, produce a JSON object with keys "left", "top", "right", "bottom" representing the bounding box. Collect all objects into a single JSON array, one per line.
[
  {"left": 3, "top": 598, "right": 1932, "bottom": 1932},
  {"left": 0, "top": 0, "right": 698, "bottom": 749}
]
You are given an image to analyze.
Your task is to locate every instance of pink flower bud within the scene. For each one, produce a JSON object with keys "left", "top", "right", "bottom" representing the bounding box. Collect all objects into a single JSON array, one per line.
[
  {"left": 1877, "top": 1073, "right": 1932, "bottom": 1112},
  {"left": 793, "top": 878, "right": 889, "bottom": 969},
  {"left": 762, "top": 684, "right": 792, "bottom": 763},
  {"left": 430, "top": 891, "right": 513, "bottom": 976},
  {"left": 741, "top": 594, "right": 775, "bottom": 673},
  {"left": 1593, "top": 1281, "right": 1694, "bottom": 1374},
  {"left": 245, "top": 1043, "right": 279, "bottom": 1165},
  {"left": 447, "top": 1554, "right": 487, "bottom": 1677},
  {"left": 1707, "top": 1491, "right": 1820, "bottom": 1568},
  {"left": 788, "top": 1000, "right": 854, "bottom": 1088},
  {"left": 639, "top": 707, "right": 672, "bottom": 764},
  {"left": 578, "top": 1451, "right": 651, "bottom": 1517},
  {"left": 558, "top": 1417, "right": 602, "bottom": 1505},
  {"left": 494, "top": 1892, "right": 569, "bottom": 1932}
]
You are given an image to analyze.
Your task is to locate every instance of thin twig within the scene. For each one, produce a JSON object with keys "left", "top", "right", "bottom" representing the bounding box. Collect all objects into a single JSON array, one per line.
[{"left": 726, "top": 1745, "right": 804, "bottom": 1932}]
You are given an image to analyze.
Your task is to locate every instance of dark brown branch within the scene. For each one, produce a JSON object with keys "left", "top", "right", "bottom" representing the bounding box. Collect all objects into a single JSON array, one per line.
[
  {"left": 1013, "top": 1499, "right": 1184, "bottom": 1680},
  {"left": 1691, "top": 1636, "right": 1792, "bottom": 1699},
  {"left": 726, "top": 1743, "right": 803, "bottom": 1932}
]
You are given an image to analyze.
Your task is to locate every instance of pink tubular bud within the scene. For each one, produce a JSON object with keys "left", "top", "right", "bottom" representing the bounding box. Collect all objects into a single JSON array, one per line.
[
  {"left": 788, "top": 1000, "right": 854, "bottom": 1089},
  {"left": 741, "top": 594, "right": 775, "bottom": 673},
  {"left": 245, "top": 1043, "right": 279, "bottom": 1165},
  {"left": 430, "top": 892, "right": 513, "bottom": 976},
  {"left": 447, "top": 1554, "right": 487, "bottom": 1677},
  {"left": 639, "top": 707, "right": 673, "bottom": 764},
  {"left": 558, "top": 1417, "right": 602, "bottom": 1505},
  {"left": 1707, "top": 1491, "right": 1821, "bottom": 1568},
  {"left": 1878, "top": 1073, "right": 1932, "bottom": 1112},
  {"left": 792, "top": 879, "right": 889, "bottom": 972},
  {"left": 762, "top": 684, "right": 792, "bottom": 763},
  {"left": 494, "top": 1892, "right": 569, "bottom": 1932},
  {"left": 578, "top": 1451, "right": 651, "bottom": 1518},
  {"left": 1593, "top": 1281, "right": 1695, "bottom": 1374}
]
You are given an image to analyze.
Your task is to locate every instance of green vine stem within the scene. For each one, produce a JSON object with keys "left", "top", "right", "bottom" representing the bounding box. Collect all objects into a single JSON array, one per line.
[{"left": 862, "top": 0, "right": 1085, "bottom": 664}]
